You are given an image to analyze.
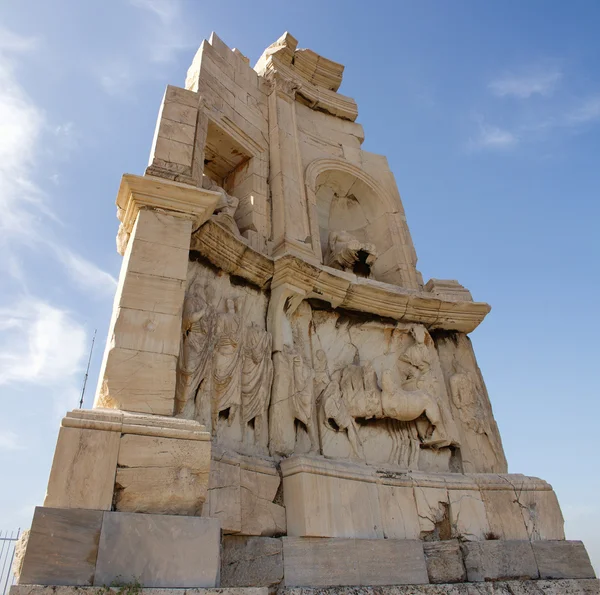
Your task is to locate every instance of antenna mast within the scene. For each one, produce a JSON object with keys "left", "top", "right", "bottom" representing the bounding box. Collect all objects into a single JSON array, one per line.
[{"left": 79, "top": 329, "right": 97, "bottom": 409}]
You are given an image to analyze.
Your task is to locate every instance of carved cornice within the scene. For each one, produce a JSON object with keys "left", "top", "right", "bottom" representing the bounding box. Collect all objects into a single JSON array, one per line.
[
  {"left": 116, "top": 174, "right": 221, "bottom": 233},
  {"left": 280, "top": 455, "right": 553, "bottom": 492},
  {"left": 190, "top": 219, "right": 273, "bottom": 288},
  {"left": 63, "top": 409, "right": 210, "bottom": 441},
  {"left": 263, "top": 60, "right": 358, "bottom": 122},
  {"left": 191, "top": 222, "right": 492, "bottom": 333}
]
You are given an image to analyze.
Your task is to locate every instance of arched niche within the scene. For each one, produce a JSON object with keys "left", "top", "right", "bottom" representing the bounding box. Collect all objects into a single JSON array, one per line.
[{"left": 304, "top": 158, "right": 414, "bottom": 286}]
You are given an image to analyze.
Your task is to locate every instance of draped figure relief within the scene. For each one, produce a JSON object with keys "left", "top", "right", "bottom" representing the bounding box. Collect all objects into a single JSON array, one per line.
[
  {"left": 177, "top": 262, "right": 272, "bottom": 453},
  {"left": 175, "top": 286, "right": 216, "bottom": 419},
  {"left": 213, "top": 298, "right": 244, "bottom": 427},
  {"left": 241, "top": 322, "right": 273, "bottom": 450}
]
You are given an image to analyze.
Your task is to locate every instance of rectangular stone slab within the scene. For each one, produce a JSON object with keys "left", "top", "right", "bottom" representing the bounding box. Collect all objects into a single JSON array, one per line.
[
  {"left": 44, "top": 426, "right": 119, "bottom": 510},
  {"left": 532, "top": 540, "right": 596, "bottom": 580},
  {"left": 423, "top": 540, "right": 466, "bottom": 584},
  {"left": 19, "top": 507, "right": 103, "bottom": 586},
  {"left": 461, "top": 540, "right": 539, "bottom": 582},
  {"left": 94, "top": 511, "right": 220, "bottom": 588},
  {"left": 221, "top": 536, "right": 283, "bottom": 588},
  {"left": 282, "top": 537, "right": 428, "bottom": 587}
]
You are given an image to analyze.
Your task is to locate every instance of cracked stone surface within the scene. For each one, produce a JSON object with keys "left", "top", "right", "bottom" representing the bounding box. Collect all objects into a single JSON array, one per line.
[{"left": 221, "top": 536, "right": 284, "bottom": 587}]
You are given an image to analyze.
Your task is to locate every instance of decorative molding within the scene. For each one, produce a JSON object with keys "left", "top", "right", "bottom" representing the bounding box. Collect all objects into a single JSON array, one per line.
[
  {"left": 280, "top": 455, "right": 553, "bottom": 492},
  {"left": 116, "top": 174, "right": 221, "bottom": 233},
  {"left": 191, "top": 222, "right": 491, "bottom": 333},
  {"left": 305, "top": 157, "right": 398, "bottom": 214},
  {"left": 263, "top": 61, "right": 358, "bottom": 122},
  {"left": 62, "top": 409, "right": 210, "bottom": 441}
]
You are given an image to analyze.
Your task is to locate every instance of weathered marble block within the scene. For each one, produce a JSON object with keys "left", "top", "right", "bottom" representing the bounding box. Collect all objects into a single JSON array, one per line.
[
  {"left": 221, "top": 536, "right": 283, "bottom": 588},
  {"left": 44, "top": 426, "right": 120, "bottom": 510},
  {"left": 114, "top": 433, "right": 211, "bottom": 515},
  {"left": 94, "top": 512, "right": 221, "bottom": 588},
  {"left": 532, "top": 541, "right": 596, "bottom": 580},
  {"left": 423, "top": 540, "right": 466, "bottom": 584},
  {"left": 18, "top": 507, "right": 103, "bottom": 587},
  {"left": 202, "top": 449, "right": 285, "bottom": 536},
  {"left": 461, "top": 540, "right": 539, "bottom": 582},
  {"left": 282, "top": 537, "right": 428, "bottom": 587},
  {"left": 281, "top": 456, "right": 557, "bottom": 542}
]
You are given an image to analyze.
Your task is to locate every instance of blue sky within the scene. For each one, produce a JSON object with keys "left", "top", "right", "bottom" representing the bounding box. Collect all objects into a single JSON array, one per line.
[{"left": 0, "top": 0, "right": 599, "bottom": 573}]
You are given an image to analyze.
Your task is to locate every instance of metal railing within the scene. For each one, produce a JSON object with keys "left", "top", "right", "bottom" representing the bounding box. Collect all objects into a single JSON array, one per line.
[{"left": 0, "top": 530, "right": 20, "bottom": 595}]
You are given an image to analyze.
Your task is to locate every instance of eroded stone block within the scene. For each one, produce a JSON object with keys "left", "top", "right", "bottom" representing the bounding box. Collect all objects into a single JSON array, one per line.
[
  {"left": 481, "top": 488, "right": 529, "bottom": 540},
  {"left": 44, "top": 426, "right": 119, "bottom": 510},
  {"left": 282, "top": 537, "right": 428, "bottom": 587},
  {"left": 94, "top": 512, "right": 220, "bottom": 588},
  {"left": 533, "top": 541, "right": 596, "bottom": 580},
  {"left": 114, "top": 434, "right": 210, "bottom": 515},
  {"left": 202, "top": 453, "right": 285, "bottom": 536},
  {"left": 448, "top": 489, "right": 490, "bottom": 541},
  {"left": 221, "top": 536, "right": 283, "bottom": 588},
  {"left": 283, "top": 471, "right": 383, "bottom": 538},
  {"left": 423, "top": 540, "right": 466, "bottom": 584},
  {"left": 97, "top": 348, "right": 177, "bottom": 415},
  {"left": 19, "top": 507, "right": 103, "bottom": 586},
  {"left": 461, "top": 540, "right": 539, "bottom": 582}
]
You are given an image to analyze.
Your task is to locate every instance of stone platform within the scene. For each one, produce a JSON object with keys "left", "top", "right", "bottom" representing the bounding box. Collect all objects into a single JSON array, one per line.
[{"left": 10, "top": 581, "right": 600, "bottom": 595}]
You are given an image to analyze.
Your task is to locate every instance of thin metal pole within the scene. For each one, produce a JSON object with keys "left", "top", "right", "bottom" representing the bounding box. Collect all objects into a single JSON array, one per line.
[{"left": 79, "top": 329, "right": 97, "bottom": 409}]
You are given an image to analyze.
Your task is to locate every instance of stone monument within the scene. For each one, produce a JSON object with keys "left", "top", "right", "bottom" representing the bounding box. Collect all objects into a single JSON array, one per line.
[{"left": 11, "top": 32, "right": 598, "bottom": 595}]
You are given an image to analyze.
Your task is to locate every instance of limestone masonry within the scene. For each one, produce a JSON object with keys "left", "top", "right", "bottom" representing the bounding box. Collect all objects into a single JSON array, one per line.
[{"left": 12, "top": 32, "right": 598, "bottom": 594}]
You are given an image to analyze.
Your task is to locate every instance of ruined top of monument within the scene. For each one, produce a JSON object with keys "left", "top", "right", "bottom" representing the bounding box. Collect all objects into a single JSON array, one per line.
[{"left": 95, "top": 30, "right": 508, "bottom": 478}]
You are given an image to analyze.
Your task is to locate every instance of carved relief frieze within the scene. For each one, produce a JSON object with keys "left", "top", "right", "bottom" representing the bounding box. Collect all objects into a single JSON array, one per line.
[
  {"left": 433, "top": 331, "right": 507, "bottom": 473},
  {"left": 176, "top": 260, "right": 272, "bottom": 456}
]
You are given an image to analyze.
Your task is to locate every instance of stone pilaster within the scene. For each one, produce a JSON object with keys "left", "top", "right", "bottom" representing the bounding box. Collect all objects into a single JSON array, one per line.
[{"left": 94, "top": 174, "right": 220, "bottom": 415}]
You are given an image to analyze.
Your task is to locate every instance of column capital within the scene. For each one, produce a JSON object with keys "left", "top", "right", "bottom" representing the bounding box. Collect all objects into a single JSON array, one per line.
[{"left": 116, "top": 174, "right": 221, "bottom": 234}]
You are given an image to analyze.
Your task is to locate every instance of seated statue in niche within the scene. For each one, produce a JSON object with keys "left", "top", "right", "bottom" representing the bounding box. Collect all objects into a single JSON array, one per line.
[
  {"left": 241, "top": 323, "right": 273, "bottom": 449},
  {"left": 202, "top": 174, "right": 241, "bottom": 237},
  {"left": 213, "top": 298, "right": 244, "bottom": 428},
  {"left": 326, "top": 230, "right": 377, "bottom": 277}
]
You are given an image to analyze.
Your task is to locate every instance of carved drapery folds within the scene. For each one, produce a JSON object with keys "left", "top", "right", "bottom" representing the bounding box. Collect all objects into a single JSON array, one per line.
[
  {"left": 176, "top": 261, "right": 272, "bottom": 455},
  {"left": 176, "top": 258, "right": 505, "bottom": 473}
]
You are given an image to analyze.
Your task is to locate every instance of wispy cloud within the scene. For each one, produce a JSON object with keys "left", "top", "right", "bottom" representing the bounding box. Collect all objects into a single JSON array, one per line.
[
  {"left": 566, "top": 95, "right": 600, "bottom": 125},
  {"left": 0, "top": 430, "right": 23, "bottom": 451},
  {"left": 489, "top": 70, "right": 562, "bottom": 99},
  {"left": 53, "top": 247, "right": 117, "bottom": 296},
  {"left": 130, "top": 0, "right": 192, "bottom": 64},
  {"left": 98, "top": 0, "right": 194, "bottom": 96},
  {"left": 469, "top": 120, "right": 518, "bottom": 151},
  {"left": 0, "top": 299, "right": 87, "bottom": 386},
  {"left": 0, "top": 27, "right": 116, "bottom": 292}
]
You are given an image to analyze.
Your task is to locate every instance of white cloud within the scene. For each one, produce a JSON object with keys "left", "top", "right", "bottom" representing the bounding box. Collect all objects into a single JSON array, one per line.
[
  {"left": 129, "top": 0, "right": 192, "bottom": 64},
  {"left": 489, "top": 70, "right": 562, "bottom": 99},
  {"left": 566, "top": 95, "right": 600, "bottom": 125},
  {"left": 0, "top": 26, "right": 38, "bottom": 53},
  {"left": 0, "top": 430, "right": 23, "bottom": 451},
  {"left": 53, "top": 247, "right": 117, "bottom": 297},
  {"left": 0, "top": 299, "right": 87, "bottom": 386},
  {"left": 0, "top": 28, "right": 116, "bottom": 294},
  {"left": 470, "top": 121, "right": 518, "bottom": 151},
  {"left": 97, "top": 0, "right": 194, "bottom": 96}
]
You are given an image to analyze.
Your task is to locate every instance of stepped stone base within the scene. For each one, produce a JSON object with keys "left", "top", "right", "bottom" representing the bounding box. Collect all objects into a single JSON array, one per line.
[{"left": 11, "top": 581, "right": 600, "bottom": 595}]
